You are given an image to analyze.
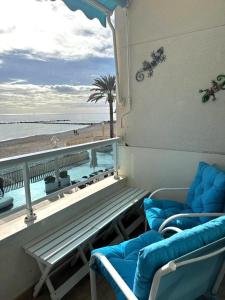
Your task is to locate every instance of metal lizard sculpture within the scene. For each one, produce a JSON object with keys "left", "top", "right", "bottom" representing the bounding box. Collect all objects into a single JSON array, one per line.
[
  {"left": 199, "top": 75, "right": 225, "bottom": 103},
  {"left": 136, "top": 47, "right": 166, "bottom": 82}
]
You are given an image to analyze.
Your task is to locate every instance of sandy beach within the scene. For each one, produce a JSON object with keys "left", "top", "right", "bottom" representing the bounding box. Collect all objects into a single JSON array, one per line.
[{"left": 0, "top": 122, "right": 112, "bottom": 159}]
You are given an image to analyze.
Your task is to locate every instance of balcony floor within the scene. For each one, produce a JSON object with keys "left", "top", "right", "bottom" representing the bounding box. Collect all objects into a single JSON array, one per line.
[
  {"left": 33, "top": 274, "right": 225, "bottom": 300},
  {"left": 33, "top": 275, "right": 115, "bottom": 300}
]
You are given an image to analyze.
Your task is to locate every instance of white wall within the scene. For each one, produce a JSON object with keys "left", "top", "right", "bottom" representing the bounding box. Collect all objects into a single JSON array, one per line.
[
  {"left": 116, "top": 0, "right": 225, "bottom": 193},
  {"left": 119, "top": 146, "right": 225, "bottom": 200}
]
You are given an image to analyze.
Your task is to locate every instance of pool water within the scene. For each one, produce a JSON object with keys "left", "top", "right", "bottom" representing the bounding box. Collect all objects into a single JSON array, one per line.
[{"left": 3, "top": 152, "right": 113, "bottom": 212}]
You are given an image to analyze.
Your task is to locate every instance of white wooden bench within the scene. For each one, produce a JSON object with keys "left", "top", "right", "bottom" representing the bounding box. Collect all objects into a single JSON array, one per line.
[{"left": 24, "top": 186, "right": 149, "bottom": 300}]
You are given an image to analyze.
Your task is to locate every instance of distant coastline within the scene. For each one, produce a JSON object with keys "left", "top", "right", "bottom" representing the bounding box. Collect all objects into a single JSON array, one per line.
[
  {"left": 0, "top": 120, "right": 97, "bottom": 125},
  {"left": 0, "top": 111, "right": 113, "bottom": 142}
]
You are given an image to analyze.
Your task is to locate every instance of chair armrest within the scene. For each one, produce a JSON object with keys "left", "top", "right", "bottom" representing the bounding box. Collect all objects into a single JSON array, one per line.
[
  {"left": 90, "top": 253, "right": 138, "bottom": 300},
  {"left": 149, "top": 188, "right": 189, "bottom": 198},
  {"left": 158, "top": 213, "right": 225, "bottom": 233},
  {"left": 160, "top": 226, "right": 183, "bottom": 235}
]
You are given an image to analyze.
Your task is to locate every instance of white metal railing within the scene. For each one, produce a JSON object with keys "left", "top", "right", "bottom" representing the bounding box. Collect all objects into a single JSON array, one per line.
[{"left": 0, "top": 137, "right": 120, "bottom": 225}]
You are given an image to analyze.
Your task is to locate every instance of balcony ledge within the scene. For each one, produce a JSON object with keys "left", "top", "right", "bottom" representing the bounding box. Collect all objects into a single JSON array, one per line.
[{"left": 0, "top": 176, "right": 126, "bottom": 241}]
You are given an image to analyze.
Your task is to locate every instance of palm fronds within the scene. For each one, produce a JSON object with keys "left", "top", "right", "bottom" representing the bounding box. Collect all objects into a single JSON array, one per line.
[{"left": 88, "top": 75, "right": 116, "bottom": 103}]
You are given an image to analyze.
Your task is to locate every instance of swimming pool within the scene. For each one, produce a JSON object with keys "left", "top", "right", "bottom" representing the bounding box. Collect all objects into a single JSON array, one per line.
[{"left": 2, "top": 151, "right": 113, "bottom": 213}]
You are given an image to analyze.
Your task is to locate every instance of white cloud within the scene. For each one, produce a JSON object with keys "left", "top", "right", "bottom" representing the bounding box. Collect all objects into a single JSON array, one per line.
[
  {"left": 8, "top": 79, "right": 28, "bottom": 85},
  {"left": 0, "top": 82, "right": 108, "bottom": 114},
  {"left": 0, "top": 0, "right": 113, "bottom": 60}
]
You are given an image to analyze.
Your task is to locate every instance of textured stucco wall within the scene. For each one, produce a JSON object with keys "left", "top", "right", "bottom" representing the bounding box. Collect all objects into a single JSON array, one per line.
[{"left": 115, "top": 0, "right": 225, "bottom": 191}]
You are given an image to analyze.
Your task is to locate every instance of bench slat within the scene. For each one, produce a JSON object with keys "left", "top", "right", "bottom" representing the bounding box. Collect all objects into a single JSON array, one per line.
[
  {"left": 26, "top": 187, "right": 132, "bottom": 254},
  {"left": 24, "top": 186, "right": 149, "bottom": 266},
  {"left": 48, "top": 190, "right": 148, "bottom": 265},
  {"left": 41, "top": 189, "right": 145, "bottom": 262},
  {"left": 34, "top": 188, "right": 139, "bottom": 258},
  {"left": 92, "top": 190, "right": 148, "bottom": 231}
]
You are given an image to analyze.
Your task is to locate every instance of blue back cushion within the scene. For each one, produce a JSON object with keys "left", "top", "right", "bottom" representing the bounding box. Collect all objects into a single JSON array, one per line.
[
  {"left": 133, "top": 216, "right": 225, "bottom": 300},
  {"left": 187, "top": 162, "right": 225, "bottom": 222}
]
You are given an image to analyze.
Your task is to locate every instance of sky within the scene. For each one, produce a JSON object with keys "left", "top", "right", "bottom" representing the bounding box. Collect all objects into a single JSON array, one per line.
[{"left": 0, "top": 0, "right": 115, "bottom": 114}]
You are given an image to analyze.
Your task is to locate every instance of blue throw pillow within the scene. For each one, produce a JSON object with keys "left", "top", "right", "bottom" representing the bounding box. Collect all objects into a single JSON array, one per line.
[{"left": 187, "top": 162, "right": 225, "bottom": 222}]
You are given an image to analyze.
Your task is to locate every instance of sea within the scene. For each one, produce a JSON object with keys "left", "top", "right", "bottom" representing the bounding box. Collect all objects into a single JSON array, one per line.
[
  {"left": 0, "top": 112, "right": 112, "bottom": 142},
  {"left": 0, "top": 110, "right": 115, "bottom": 211}
]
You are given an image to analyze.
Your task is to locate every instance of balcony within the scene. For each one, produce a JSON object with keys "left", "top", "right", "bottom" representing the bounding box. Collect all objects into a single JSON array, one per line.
[
  {"left": 0, "top": 139, "right": 225, "bottom": 300},
  {"left": 0, "top": 137, "right": 143, "bottom": 300}
]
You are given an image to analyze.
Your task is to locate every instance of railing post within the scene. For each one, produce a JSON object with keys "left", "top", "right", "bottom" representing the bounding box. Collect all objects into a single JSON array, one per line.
[
  {"left": 113, "top": 141, "right": 119, "bottom": 180},
  {"left": 22, "top": 162, "right": 37, "bottom": 225},
  {"left": 54, "top": 156, "right": 60, "bottom": 189}
]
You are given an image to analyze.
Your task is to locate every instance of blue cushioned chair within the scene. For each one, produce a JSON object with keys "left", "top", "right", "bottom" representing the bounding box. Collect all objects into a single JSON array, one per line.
[
  {"left": 144, "top": 162, "right": 225, "bottom": 232},
  {"left": 90, "top": 216, "right": 225, "bottom": 300}
]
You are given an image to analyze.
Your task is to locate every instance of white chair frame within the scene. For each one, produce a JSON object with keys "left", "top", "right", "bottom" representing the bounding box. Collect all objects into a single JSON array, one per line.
[
  {"left": 146, "top": 187, "right": 225, "bottom": 233},
  {"left": 90, "top": 242, "right": 225, "bottom": 300}
]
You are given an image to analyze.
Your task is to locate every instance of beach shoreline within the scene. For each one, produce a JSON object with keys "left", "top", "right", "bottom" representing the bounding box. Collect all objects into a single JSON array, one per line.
[{"left": 0, "top": 122, "right": 112, "bottom": 159}]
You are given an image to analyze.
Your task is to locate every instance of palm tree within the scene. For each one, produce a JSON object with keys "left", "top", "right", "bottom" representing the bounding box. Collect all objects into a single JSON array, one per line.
[{"left": 88, "top": 75, "right": 116, "bottom": 138}]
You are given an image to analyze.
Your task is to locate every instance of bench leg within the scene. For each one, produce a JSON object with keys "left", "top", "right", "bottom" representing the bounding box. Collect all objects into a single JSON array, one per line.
[
  {"left": 78, "top": 245, "right": 88, "bottom": 264},
  {"left": 90, "top": 268, "right": 98, "bottom": 300},
  {"left": 113, "top": 223, "right": 124, "bottom": 241},
  {"left": 118, "top": 219, "right": 129, "bottom": 240},
  {"left": 46, "top": 276, "right": 58, "bottom": 300},
  {"left": 36, "top": 262, "right": 60, "bottom": 300},
  {"left": 33, "top": 263, "right": 52, "bottom": 298},
  {"left": 89, "top": 242, "right": 94, "bottom": 251}
]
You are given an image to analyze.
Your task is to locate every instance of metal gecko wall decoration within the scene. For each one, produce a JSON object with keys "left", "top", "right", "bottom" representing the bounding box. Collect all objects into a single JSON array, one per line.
[
  {"left": 136, "top": 47, "right": 166, "bottom": 82},
  {"left": 199, "top": 75, "right": 225, "bottom": 103}
]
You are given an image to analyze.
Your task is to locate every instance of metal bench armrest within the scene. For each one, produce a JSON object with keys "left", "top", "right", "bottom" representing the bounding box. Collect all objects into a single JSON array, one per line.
[
  {"left": 149, "top": 188, "right": 189, "bottom": 199},
  {"left": 90, "top": 253, "right": 138, "bottom": 300},
  {"left": 159, "top": 213, "right": 225, "bottom": 233}
]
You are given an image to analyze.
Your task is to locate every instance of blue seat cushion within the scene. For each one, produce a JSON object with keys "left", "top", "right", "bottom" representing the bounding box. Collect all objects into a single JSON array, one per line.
[
  {"left": 187, "top": 162, "right": 225, "bottom": 222},
  {"left": 144, "top": 198, "right": 200, "bottom": 230},
  {"left": 92, "top": 230, "right": 163, "bottom": 300},
  {"left": 144, "top": 162, "right": 225, "bottom": 230},
  {"left": 133, "top": 216, "right": 225, "bottom": 300}
]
